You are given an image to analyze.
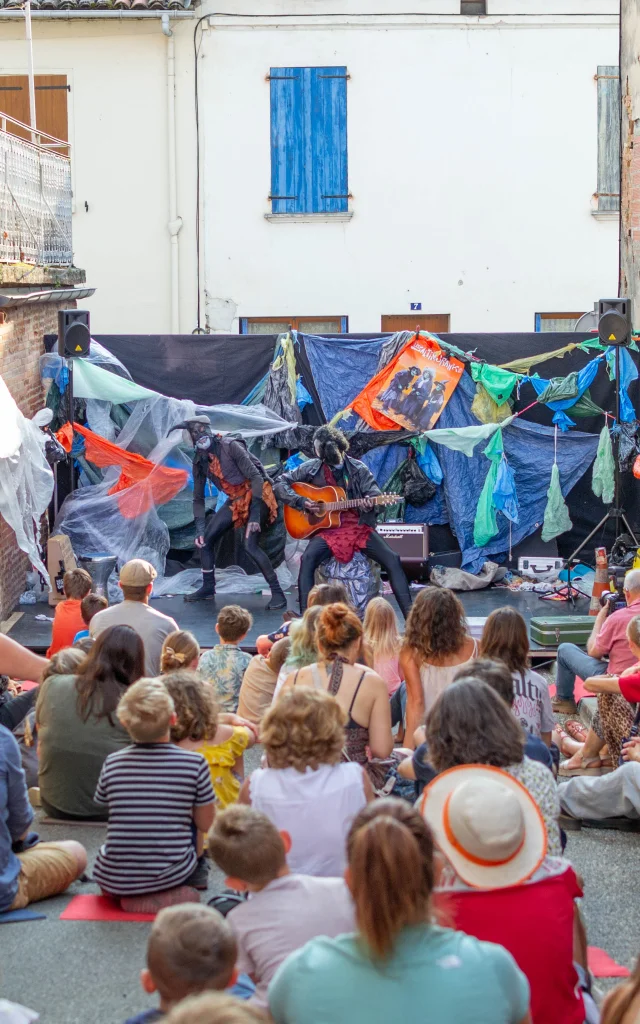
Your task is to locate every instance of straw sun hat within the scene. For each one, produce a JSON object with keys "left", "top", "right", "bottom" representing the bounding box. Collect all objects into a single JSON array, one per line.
[{"left": 419, "top": 764, "right": 548, "bottom": 890}]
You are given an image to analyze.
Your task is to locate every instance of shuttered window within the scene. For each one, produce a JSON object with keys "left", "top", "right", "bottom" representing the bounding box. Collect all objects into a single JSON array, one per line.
[
  {"left": 269, "top": 67, "right": 348, "bottom": 214},
  {"left": 596, "top": 66, "right": 620, "bottom": 213},
  {"left": 0, "top": 75, "right": 69, "bottom": 145}
]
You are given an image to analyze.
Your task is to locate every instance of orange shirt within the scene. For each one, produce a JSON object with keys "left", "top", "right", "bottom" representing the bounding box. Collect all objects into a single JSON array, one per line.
[{"left": 47, "top": 598, "right": 86, "bottom": 657}]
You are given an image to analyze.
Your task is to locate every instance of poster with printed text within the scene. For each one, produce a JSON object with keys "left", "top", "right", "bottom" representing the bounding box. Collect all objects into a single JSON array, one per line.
[{"left": 371, "top": 335, "right": 464, "bottom": 431}]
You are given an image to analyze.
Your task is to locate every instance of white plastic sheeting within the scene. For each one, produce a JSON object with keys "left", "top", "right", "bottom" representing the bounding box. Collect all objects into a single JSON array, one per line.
[{"left": 0, "top": 375, "right": 54, "bottom": 583}]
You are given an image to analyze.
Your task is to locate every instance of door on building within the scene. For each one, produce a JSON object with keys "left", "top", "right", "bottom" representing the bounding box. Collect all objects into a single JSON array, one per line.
[
  {"left": 381, "top": 314, "right": 450, "bottom": 333},
  {"left": 239, "top": 316, "right": 348, "bottom": 334},
  {"left": 0, "top": 75, "right": 69, "bottom": 146}
]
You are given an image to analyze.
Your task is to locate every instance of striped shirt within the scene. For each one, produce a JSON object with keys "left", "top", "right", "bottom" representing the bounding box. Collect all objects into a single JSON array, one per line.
[{"left": 93, "top": 743, "right": 214, "bottom": 896}]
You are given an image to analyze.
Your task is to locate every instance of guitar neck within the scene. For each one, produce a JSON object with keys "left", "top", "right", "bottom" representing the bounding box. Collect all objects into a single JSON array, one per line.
[{"left": 324, "top": 495, "right": 388, "bottom": 512}]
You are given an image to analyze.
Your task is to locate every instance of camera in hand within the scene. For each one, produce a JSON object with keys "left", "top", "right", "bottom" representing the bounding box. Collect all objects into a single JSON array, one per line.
[{"left": 600, "top": 568, "right": 627, "bottom": 615}]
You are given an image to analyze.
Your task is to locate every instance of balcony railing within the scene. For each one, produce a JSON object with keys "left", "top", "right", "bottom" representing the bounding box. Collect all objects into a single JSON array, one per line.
[{"left": 0, "top": 112, "right": 72, "bottom": 266}]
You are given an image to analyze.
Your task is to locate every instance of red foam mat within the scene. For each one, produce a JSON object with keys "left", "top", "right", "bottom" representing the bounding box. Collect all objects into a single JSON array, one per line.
[
  {"left": 60, "top": 894, "right": 155, "bottom": 922},
  {"left": 587, "top": 946, "right": 631, "bottom": 978}
]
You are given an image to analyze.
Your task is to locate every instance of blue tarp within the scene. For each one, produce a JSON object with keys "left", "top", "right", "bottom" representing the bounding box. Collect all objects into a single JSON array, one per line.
[{"left": 301, "top": 334, "right": 600, "bottom": 572}]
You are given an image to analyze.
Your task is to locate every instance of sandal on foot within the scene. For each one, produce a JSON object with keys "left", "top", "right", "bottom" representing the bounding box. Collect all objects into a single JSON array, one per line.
[
  {"left": 558, "top": 756, "right": 608, "bottom": 777},
  {"left": 564, "top": 719, "right": 589, "bottom": 743}
]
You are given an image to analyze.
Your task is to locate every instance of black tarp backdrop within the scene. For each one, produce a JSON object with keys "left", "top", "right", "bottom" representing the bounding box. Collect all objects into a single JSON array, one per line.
[{"left": 95, "top": 331, "right": 640, "bottom": 562}]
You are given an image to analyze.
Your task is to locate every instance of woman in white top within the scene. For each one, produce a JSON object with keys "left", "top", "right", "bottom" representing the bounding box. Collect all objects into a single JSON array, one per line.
[
  {"left": 240, "top": 688, "right": 373, "bottom": 876},
  {"left": 399, "top": 587, "right": 477, "bottom": 746}
]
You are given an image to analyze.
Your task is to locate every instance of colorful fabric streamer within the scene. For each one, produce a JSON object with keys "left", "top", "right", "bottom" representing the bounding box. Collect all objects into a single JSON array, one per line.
[
  {"left": 473, "top": 429, "right": 505, "bottom": 547},
  {"left": 592, "top": 424, "right": 615, "bottom": 504}
]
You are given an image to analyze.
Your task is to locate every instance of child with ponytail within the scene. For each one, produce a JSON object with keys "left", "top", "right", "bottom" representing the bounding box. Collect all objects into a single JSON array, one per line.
[
  {"left": 161, "top": 631, "right": 200, "bottom": 674},
  {"left": 269, "top": 798, "right": 532, "bottom": 1024}
]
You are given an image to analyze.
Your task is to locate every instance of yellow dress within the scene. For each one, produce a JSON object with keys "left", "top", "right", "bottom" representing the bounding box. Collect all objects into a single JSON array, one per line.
[{"left": 198, "top": 726, "right": 251, "bottom": 808}]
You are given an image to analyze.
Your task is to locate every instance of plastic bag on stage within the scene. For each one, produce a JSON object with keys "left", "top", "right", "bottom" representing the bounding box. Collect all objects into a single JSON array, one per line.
[
  {"left": 316, "top": 553, "right": 380, "bottom": 617},
  {"left": 542, "top": 462, "right": 573, "bottom": 542},
  {"left": 592, "top": 424, "right": 615, "bottom": 505},
  {"left": 152, "top": 563, "right": 295, "bottom": 598}
]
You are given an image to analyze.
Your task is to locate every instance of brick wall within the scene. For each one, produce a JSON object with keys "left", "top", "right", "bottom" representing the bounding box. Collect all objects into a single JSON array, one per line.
[{"left": 0, "top": 299, "right": 75, "bottom": 619}]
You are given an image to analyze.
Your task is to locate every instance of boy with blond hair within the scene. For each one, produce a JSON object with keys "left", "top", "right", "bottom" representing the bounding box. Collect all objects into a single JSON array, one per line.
[
  {"left": 124, "top": 904, "right": 238, "bottom": 1024},
  {"left": 93, "top": 678, "right": 215, "bottom": 914},
  {"left": 166, "top": 994, "right": 264, "bottom": 1024},
  {"left": 46, "top": 567, "right": 93, "bottom": 656},
  {"left": 199, "top": 606, "right": 253, "bottom": 714},
  {"left": 208, "top": 805, "right": 354, "bottom": 1010}
]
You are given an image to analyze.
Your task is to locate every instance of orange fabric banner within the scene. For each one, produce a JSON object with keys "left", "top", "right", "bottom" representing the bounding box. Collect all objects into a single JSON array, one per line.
[
  {"left": 57, "top": 421, "right": 188, "bottom": 518},
  {"left": 351, "top": 333, "right": 464, "bottom": 431}
]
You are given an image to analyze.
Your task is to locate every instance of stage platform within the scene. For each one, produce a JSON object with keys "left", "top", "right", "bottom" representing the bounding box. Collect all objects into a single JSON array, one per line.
[{"left": 5, "top": 586, "right": 590, "bottom": 660}]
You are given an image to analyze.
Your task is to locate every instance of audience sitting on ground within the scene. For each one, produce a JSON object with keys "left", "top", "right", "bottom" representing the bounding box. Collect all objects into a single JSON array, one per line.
[
  {"left": 14, "top": 647, "right": 85, "bottom": 788},
  {"left": 73, "top": 592, "right": 108, "bottom": 646},
  {"left": 399, "top": 658, "right": 554, "bottom": 795},
  {"left": 271, "top": 606, "right": 322, "bottom": 702},
  {"left": 163, "top": 670, "right": 256, "bottom": 809},
  {"left": 0, "top": 722, "right": 87, "bottom": 913},
  {"left": 165, "top": 994, "right": 264, "bottom": 1024},
  {"left": 558, "top": 734, "right": 640, "bottom": 828},
  {"left": 208, "top": 804, "right": 355, "bottom": 1010},
  {"left": 47, "top": 568, "right": 93, "bottom": 657},
  {"left": 363, "top": 596, "right": 403, "bottom": 697},
  {"left": 240, "top": 688, "right": 372, "bottom": 876},
  {"left": 199, "top": 607, "right": 253, "bottom": 714},
  {"left": 553, "top": 568, "right": 640, "bottom": 715},
  {"left": 560, "top": 614, "right": 640, "bottom": 775},
  {"left": 36, "top": 625, "right": 144, "bottom": 820},
  {"left": 268, "top": 797, "right": 532, "bottom": 1024},
  {"left": 422, "top": 679, "right": 562, "bottom": 854},
  {"left": 601, "top": 956, "right": 640, "bottom": 1023},
  {"left": 399, "top": 587, "right": 477, "bottom": 746},
  {"left": 480, "top": 607, "right": 554, "bottom": 746},
  {"left": 422, "top": 765, "right": 593, "bottom": 1024},
  {"left": 236, "top": 639, "right": 290, "bottom": 726},
  {"left": 93, "top": 677, "right": 215, "bottom": 913},
  {"left": 0, "top": 671, "right": 42, "bottom": 734},
  {"left": 0, "top": 634, "right": 48, "bottom": 686},
  {"left": 161, "top": 631, "right": 201, "bottom": 674},
  {"left": 90, "top": 560, "right": 178, "bottom": 677},
  {"left": 280, "top": 604, "right": 394, "bottom": 782},
  {"left": 124, "top": 903, "right": 239, "bottom": 1024}
]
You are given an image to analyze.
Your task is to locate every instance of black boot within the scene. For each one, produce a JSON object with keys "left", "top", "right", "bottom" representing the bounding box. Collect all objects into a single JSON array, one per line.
[
  {"left": 266, "top": 582, "right": 287, "bottom": 612},
  {"left": 185, "top": 571, "right": 216, "bottom": 602}
]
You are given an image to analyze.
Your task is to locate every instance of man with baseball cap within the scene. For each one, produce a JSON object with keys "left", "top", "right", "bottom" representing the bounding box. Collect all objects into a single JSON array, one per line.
[{"left": 90, "top": 559, "right": 178, "bottom": 676}]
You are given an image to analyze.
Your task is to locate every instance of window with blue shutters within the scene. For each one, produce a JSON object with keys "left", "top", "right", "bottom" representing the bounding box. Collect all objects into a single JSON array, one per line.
[{"left": 269, "top": 66, "right": 348, "bottom": 214}]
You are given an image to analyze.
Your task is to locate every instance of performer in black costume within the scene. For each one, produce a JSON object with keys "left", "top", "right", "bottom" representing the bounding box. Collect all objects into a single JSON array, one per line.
[
  {"left": 179, "top": 417, "right": 286, "bottom": 609},
  {"left": 275, "top": 425, "right": 412, "bottom": 617}
]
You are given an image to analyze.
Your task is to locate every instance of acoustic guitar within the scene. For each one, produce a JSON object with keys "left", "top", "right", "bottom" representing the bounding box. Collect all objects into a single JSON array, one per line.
[{"left": 283, "top": 482, "right": 402, "bottom": 541}]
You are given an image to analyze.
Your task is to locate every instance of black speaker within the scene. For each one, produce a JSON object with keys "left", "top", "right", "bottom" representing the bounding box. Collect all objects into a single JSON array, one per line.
[
  {"left": 58, "top": 309, "right": 90, "bottom": 357},
  {"left": 598, "top": 298, "right": 631, "bottom": 347}
]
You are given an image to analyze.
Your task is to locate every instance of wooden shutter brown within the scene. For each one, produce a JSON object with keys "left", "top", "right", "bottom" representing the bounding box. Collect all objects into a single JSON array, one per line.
[{"left": 0, "top": 74, "right": 68, "bottom": 143}]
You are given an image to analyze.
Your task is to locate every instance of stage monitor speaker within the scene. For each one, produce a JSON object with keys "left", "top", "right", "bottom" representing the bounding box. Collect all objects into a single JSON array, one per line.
[
  {"left": 58, "top": 309, "right": 90, "bottom": 357},
  {"left": 598, "top": 298, "right": 631, "bottom": 347}
]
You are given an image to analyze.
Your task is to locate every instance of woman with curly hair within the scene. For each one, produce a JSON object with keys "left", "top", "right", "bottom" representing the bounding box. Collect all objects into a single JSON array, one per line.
[
  {"left": 399, "top": 587, "right": 477, "bottom": 746},
  {"left": 240, "top": 688, "right": 373, "bottom": 876},
  {"left": 279, "top": 603, "right": 394, "bottom": 767}
]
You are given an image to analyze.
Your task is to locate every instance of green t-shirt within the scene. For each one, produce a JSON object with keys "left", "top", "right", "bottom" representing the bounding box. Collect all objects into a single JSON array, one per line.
[
  {"left": 36, "top": 674, "right": 130, "bottom": 819},
  {"left": 269, "top": 924, "right": 529, "bottom": 1024}
]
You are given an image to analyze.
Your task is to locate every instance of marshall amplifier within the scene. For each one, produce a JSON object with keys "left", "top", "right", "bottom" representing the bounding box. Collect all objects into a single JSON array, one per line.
[{"left": 376, "top": 523, "right": 428, "bottom": 563}]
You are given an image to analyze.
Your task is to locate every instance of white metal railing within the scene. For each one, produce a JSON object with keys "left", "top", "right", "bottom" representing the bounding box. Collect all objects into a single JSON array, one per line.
[{"left": 0, "top": 112, "right": 72, "bottom": 266}]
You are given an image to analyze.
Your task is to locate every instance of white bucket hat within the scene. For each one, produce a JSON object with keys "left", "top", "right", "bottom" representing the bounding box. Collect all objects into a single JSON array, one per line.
[{"left": 419, "top": 764, "right": 547, "bottom": 890}]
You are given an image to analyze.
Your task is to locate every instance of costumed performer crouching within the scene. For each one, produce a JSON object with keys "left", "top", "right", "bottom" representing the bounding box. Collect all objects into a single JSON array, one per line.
[
  {"left": 275, "top": 425, "right": 412, "bottom": 618},
  {"left": 178, "top": 417, "right": 286, "bottom": 611}
]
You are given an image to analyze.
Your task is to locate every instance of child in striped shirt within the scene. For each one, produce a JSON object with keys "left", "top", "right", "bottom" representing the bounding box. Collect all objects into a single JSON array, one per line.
[{"left": 93, "top": 678, "right": 215, "bottom": 914}]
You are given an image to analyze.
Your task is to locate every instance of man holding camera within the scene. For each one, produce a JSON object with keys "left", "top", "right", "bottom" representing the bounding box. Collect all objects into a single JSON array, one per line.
[{"left": 552, "top": 569, "right": 640, "bottom": 714}]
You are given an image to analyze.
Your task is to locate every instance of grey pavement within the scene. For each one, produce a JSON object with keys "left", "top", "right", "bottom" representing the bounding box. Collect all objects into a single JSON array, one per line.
[{"left": 2, "top": 743, "right": 638, "bottom": 1023}]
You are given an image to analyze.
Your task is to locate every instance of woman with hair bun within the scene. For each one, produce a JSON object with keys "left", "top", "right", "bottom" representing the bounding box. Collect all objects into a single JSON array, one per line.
[
  {"left": 160, "top": 631, "right": 200, "bottom": 674},
  {"left": 269, "top": 798, "right": 532, "bottom": 1024},
  {"left": 280, "top": 603, "right": 393, "bottom": 766}
]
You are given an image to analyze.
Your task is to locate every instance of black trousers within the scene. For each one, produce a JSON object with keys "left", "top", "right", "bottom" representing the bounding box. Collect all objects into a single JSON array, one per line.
[
  {"left": 201, "top": 501, "right": 280, "bottom": 590},
  {"left": 298, "top": 530, "right": 412, "bottom": 617}
]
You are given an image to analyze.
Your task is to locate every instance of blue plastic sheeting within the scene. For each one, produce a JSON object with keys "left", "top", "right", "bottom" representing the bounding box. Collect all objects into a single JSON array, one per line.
[
  {"left": 606, "top": 346, "right": 639, "bottom": 422},
  {"left": 432, "top": 374, "right": 599, "bottom": 572},
  {"left": 526, "top": 356, "right": 603, "bottom": 430},
  {"left": 300, "top": 334, "right": 599, "bottom": 571}
]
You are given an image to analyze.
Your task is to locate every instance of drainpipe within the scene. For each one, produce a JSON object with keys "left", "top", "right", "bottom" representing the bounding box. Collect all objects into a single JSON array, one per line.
[{"left": 162, "top": 12, "right": 182, "bottom": 334}]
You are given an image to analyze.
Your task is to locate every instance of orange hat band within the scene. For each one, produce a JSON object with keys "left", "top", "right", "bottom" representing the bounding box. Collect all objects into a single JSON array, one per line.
[{"left": 442, "top": 792, "right": 525, "bottom": 868}]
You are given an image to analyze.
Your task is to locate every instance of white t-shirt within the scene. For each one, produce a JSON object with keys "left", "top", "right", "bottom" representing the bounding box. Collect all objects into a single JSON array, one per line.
[
  {"left": 90, "top": 600, "right": 178, "bottom": 677},
  {"left": 511, "top": 669, "right": 554, "bottom": 739},
  {"left": 229, "top": 874, "right": 355, "bottom": 1009},
  {"left": 249, "top": 762, "right": 367, "bottom": 877}
]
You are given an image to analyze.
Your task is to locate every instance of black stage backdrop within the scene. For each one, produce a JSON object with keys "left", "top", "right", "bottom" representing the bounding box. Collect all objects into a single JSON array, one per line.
[{"left": 95, "top": 331, "right": 640, "bottom": 557}]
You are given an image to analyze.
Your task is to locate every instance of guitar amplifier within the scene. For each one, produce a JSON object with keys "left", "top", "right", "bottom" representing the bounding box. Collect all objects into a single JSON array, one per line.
[{"left": 376, "top": 523, "right": 428, "bottom": 563}]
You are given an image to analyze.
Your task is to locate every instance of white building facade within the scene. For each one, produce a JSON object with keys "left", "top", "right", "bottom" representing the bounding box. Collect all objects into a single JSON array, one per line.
[{"left": 0, "top": 0, "right": 621, "bottom": 336}]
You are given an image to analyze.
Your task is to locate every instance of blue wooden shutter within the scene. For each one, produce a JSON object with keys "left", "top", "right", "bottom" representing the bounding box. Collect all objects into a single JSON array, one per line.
[
  {"left": 270, "top": 66, "right": 348, "bottom": 214},
  {"left": 596, "top": 66, "right": 620, "bottom": 213}
]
